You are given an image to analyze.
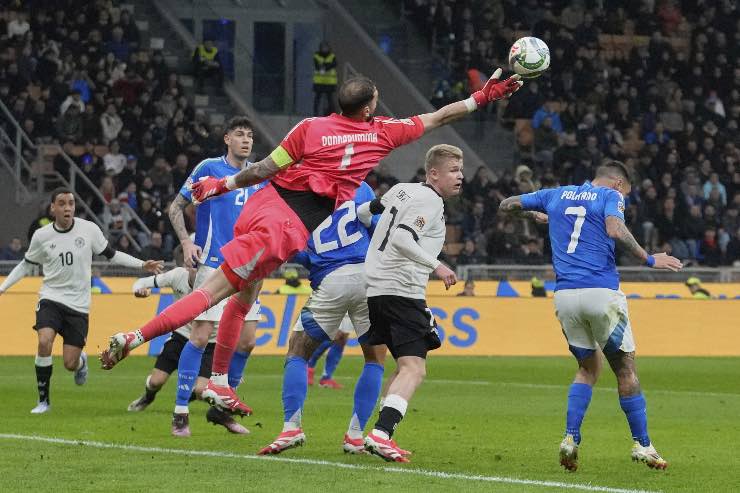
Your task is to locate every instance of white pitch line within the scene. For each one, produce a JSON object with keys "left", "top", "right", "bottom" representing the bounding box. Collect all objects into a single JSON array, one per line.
[{"left": 0, "top": 433, "right": 659, "bottom": 493}]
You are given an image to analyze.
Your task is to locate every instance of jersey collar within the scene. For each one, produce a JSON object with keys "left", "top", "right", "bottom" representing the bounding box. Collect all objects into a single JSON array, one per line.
[
  {"left": 53, "top": 219, "right": 75, "bottom": 233},
  {"left": 423, "top": 183, "right": 443, "bottom": 198}
]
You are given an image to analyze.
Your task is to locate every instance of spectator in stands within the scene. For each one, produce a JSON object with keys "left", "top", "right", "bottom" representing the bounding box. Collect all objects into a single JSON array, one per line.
[
  {"left": 532, "top": 102, "right": 563, "bottom": 134},
  {"left": 140, "top": 231, "right": 170, "bottom": 261},
  {"left": 313, "top": 41, "right": 337, "bottom": 116},
  {"left": 192, "top": 38, "right": 223, "bottom": 92},
  {"left": 115, "top": 234, "right": 135, "bottom": 255},
  {"left": 60, "top": 90, "right": 85, "bottom": 115},
  {"left": 456, "top": 239, "right": 486, "bottom": 266},
  {"left": 704, "top": 172, "right": 728, "bottom": 206},
  {"left": 105, "top": 26, "right": 129, "bottom": 61},
  {"left": 55, "top": 104, "right": 83, "bottom": 143},
  {"left": 148, "top": 156, "right": 172, "bottom": 198},
  {"left": 100, "top": 103, "right": 123, "bottom": 143},
  {"left": 7, "top": 10, "right": 30, "bottom": 39},
  {"left": 103, "top": 140, "right": 126, "bottom": 176},
  {"left": 0, "top": 237, "right": 24, "bottom": 261}
]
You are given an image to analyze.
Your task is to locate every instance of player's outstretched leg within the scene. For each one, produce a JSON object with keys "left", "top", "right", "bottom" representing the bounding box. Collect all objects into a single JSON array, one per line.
[
  {"left": 558, "top": 349, "right": 599, "bottom": 471},
  {"left": 606, "top": 350, "right": 668, "bottom": 470}
]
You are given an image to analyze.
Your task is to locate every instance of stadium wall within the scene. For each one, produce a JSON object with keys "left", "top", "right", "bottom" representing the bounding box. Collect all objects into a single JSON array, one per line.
[{"left": 2, "top": 278, "right": 738, "bottom": 357}]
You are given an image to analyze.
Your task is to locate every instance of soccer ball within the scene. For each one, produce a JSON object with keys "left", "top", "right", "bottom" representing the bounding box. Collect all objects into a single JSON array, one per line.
[{"left": 508, "top": 37, "right": 550, "bottom": 79}]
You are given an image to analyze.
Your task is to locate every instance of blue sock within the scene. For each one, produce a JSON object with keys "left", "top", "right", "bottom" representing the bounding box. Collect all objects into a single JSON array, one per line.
[
  {"left": 348, "top": 362, "right": 384, "bottom": 435},
  {"left": 308, "top": 340, "right": 331, "bottom": 368},
  {"left": 322, "top": 343, "right": 345, "bottom": 379},
  {"left": 565, "top": 383, "right": 593, "bottom": 444},
  {"left": 176, "top": 342, "right": 204, "bottom": 407},
  {"left": 282, "top": 356, "right": 308, "bottom": 425},
  {"left": 228, "top": 350, "right": 250, "bottom": 388},
  {"left": 620, "top": 393, "right": 650, "bottom": 446}
]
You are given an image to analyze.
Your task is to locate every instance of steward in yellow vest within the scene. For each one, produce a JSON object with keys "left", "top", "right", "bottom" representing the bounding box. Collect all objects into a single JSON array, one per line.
[{"left": 313, "top": 41, "right": 337, "bottom": 115}]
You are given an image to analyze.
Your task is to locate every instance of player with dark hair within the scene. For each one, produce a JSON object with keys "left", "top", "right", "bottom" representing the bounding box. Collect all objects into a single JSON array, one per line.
[
  {"left": 165, "top": 116, "right": 265, "bottom": 432},
  {"left": 0, "top": 188, "right": 163, "bottom": 413},
  {"left": 499, "top": 160, "right": 682, "bottom": 471},
  {"left": 101, "top": 70, "right": 522, "bottom": 416}
]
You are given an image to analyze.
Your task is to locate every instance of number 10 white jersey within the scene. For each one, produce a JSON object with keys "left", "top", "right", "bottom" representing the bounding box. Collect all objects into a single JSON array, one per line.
[{"left": 24, "top": 218, "right": 109, "bottom": 313}]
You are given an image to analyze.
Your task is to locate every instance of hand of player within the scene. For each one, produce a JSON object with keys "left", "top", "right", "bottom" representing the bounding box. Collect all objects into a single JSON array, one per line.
[
  {"left": 650, "top": 252, "right": 683, "bottom": 272},
  {"left": 181, "top": 239, "right": 202, "bottom": 268},
  {"left": 191, "top": 176, "right": 230, "bottom": 204},
  {"left": 134, "top": 288, "right": 151, "bottom": 298},
  {"left": 143, "top": 260, "right": 164, "bottom": 274},
  {"left": 531, "top": 212, "right": 548, "bottom": 224},
  {"left": 471, "top": 68, "right": 523, "bottom": 108},
  {"left": 434, "top": 263, "right": 458, "bottom": 290}
]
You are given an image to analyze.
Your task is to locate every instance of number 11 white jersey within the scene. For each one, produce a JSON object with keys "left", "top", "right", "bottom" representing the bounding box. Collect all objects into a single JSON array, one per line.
[
  {"left": 25, "top": 218, "right": 109, "bottom": 313},
  {"left": 365, "top": 183, "right": 446, "bottom": 300}
]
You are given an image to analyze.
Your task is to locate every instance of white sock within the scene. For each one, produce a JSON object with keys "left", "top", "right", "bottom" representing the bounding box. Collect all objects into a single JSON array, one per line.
[
  {"left": 174, "top": 405, "right": 189, "bottom": 414},
  {"left": 283, "top": 421, "right": 300, "bottom": 432},
  {"left": 372, "top": 429, "right": 389, "bottom": 440},
  {"left": 210, "top": 373, "right": 228, "bottom": 387},
  {"left": 383, "top": 394, "right": 408, "bottom": 416},
  {"left": 35, "top": 355, "right": 52, "bottom": 367},
  {"left": 347, "top": 413, "right": 363, "bottom": 439}
]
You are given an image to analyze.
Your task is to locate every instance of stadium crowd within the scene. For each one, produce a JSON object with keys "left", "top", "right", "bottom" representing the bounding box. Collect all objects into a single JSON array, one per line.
[
  {"left": 400, "top": 0, "right": 740, "bottom": 267},
  {"left": 1, "top": 0, "right": 739, "bottom": 269},
  {"left": 0, "top": 0, "right": 229, "bottom": 259}
]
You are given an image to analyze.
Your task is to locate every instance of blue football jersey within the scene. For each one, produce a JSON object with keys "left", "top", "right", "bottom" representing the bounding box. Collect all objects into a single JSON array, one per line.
[
  {"left": 179, "top": 156, "right": 267, "bottom": 268},
  {"left": 521, "top": 181, "right": 625, "bottom": 290},
  {"left": 293, "top": 182, "right": 379, "bottom": 290}
]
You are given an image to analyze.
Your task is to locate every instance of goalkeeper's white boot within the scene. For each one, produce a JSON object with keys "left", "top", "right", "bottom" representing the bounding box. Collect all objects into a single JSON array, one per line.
[
  {"left": 631, "top": 442, "right": 668, "bottom": 470},
  {"left": 100, "top": 332, "right": 141, "bottom": 370},
  {"left": 559, "top": 434, "right": 579, "bottom": 471}
]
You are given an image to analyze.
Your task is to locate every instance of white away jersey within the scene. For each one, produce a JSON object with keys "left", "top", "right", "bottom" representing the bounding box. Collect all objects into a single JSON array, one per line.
[
  {"left": 25, "top": 218, "right": 108, "bottom": 313},
  {"left": 366, "top": 183, "right": 446, "bottom": 299}
]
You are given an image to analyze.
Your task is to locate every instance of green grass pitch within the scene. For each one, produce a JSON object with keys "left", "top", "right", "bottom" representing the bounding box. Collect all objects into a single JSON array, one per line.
[{"left": 0, "top": 355, "right": 738, "bottom": 492}]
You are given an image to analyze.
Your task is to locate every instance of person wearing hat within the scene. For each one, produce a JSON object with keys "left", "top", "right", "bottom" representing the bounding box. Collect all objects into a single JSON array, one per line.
[
  {"left": 276, "top": 268, "right": 312, "bottom": 295},
  {"left": 685, "top": 277, "right": 710, "bottom": 299}
]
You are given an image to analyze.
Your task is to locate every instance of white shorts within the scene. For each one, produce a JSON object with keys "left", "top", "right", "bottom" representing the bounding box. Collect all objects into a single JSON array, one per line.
[
  {"left": 193, "top": 265, "right": 261, "bottom": 323},
  {"left": 554, "top": 288, "right": 635, "bottom": 359},
  {"left": 292, "top": 263, "right": 369, "bottom": 342}
]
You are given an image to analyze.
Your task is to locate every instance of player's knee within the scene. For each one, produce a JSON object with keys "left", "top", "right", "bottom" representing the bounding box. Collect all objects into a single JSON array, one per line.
[
  {"left": 237, "top": 337, "right": 256, "bottom": 354},
  {"left": 189, "top": 322, "right": 212, "bottom": 348},
  {"left": 62, "top": 356, "right": 78, "bottom": 371}
]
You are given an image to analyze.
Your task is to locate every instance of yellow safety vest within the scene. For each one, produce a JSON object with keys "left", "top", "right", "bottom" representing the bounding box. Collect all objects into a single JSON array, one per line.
[
  {"left": 313, "top": 53, "right": 337, "bottom": 86},
  {"left": 197, "top": 45, "right": 218, "bottom": 62}
]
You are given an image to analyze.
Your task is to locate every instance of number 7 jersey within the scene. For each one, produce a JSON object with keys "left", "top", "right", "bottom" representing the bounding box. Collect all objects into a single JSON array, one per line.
[
  {"left": 270, "top": 113, "right": 425, "bottom": 206},
  {"left": 520, "top": 181, "right": 625, "bottom": 291}
]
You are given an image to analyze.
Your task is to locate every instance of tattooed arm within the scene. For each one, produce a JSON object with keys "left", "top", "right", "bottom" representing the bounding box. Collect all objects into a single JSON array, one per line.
[
  {"left": 168, "top": 194, "right": 201, "bottom": 267},
  {"left": 231, "top": 156, "right": 282, "bottom": 188},
  {"left": 605, "top": 216, "right": 647, "bottom": 261},
  {"left": 498, "top": 195, "right": 549, "bottom": 223}
]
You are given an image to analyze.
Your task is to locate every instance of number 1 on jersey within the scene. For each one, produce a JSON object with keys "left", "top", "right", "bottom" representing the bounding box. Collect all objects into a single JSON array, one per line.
[
  {"left": 339, "top": 143, "right": 354, "bottom": 169},
  {"left": 564, "top": 206, "right": 586, "bottom": 254}
]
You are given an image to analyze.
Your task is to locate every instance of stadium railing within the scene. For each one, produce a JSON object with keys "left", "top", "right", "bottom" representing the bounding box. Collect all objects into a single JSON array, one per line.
[{"left": 0, "top": 99, "right": 151, "bottom": 251}]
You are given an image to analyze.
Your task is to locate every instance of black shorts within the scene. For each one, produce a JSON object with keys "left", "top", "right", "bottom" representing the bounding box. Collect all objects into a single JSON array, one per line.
[
  {"left": 366, "top": 295, "right": 442, "bottom": 359},
  {"left": 34, "top": 299, "right": 89, "bottom": 349},
  {"left": 154, "top": 332, "right": 215, "bottom": 378}
]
